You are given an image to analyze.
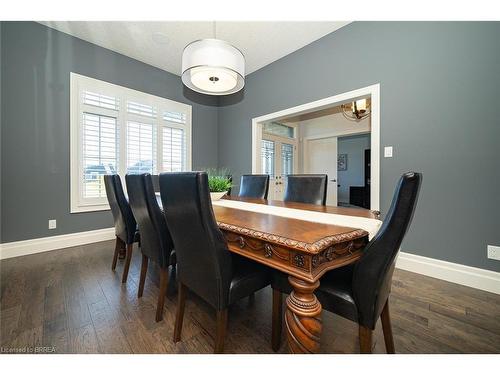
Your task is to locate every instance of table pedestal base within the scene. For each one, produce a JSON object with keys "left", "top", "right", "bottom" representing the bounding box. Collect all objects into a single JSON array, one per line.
[{"left": 285, "top": 276, "right": 322, "bottom": 353}]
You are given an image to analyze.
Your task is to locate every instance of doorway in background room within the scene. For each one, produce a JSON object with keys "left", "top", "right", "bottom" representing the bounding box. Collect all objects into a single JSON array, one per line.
[{"left": 259, "top": 100, "right": 372, "bottom": 208}]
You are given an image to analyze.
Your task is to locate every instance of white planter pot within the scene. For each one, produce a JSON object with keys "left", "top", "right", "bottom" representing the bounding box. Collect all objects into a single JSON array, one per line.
[{"left": 210, "top": 191, "right": 227, "bottom": 201}]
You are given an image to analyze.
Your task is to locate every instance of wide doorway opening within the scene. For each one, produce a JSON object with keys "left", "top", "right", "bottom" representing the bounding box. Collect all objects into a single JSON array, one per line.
[{"left": 252, "top": 84, "right": 380, "bottom": 211}]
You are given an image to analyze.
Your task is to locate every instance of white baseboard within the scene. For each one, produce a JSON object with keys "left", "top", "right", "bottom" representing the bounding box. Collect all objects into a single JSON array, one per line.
[
  {"left": 1, "top": 230, "right": 499, "bottom": 295},
  {"left": 0, "top": 228, "right": 115, "bottom": 260},
  {"left": 397, "top": 251, "right": 500, "bottom": 295}
]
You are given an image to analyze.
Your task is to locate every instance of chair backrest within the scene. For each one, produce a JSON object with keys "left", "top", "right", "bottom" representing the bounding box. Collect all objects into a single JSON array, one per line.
[
  {"left": 283, "top": 174, "right": 327, "bottom": 205},
  {"left": 352, "top": 172, "right": 422, "bottom": 329},
  {"left": 151, "top": 175, "right": 160, "bottom": 192},
  {"left": 159, "top": 172, "right": 233, "bottom": 310},
  {"left": 126, "top": 174, "right": 173, "bottom": 268},
  {"left": 104, "top": 174, "right": 137, "bottom": 244},
  {"left": 238, "top": 174, "right": 270, "bottom": 199}
]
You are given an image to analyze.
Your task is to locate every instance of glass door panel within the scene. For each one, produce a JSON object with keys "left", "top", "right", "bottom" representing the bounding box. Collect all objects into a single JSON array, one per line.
[
  {"left": 261, "top": 134, "right": 297, "bottom": 201},
  {"left": 261, "top": 139, "right": 277, "bottom": 200},
  {"left": 280, "top": 143, "right": 294, "bottom": 200},
  {"left": 261, "top": 139, "right": 275, "bottom": 177},
  {"left": 281, "top": 143, "right": 294, "bottom": 177}
]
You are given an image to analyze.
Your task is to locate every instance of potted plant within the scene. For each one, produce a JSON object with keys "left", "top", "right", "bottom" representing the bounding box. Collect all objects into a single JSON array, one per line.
[{"left": 205, "top": 168, "right": 232, "bottom": 201}]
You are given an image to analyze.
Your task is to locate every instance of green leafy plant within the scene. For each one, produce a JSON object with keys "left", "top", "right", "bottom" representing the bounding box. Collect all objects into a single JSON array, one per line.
[{"left": 205, "top": 168, "right": 232, "bottom": 193}]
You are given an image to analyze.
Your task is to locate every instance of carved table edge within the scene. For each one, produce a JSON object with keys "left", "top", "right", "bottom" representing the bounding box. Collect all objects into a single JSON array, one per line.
[{"left": 217, "top": 221, "right": 368, "bottom": 254}]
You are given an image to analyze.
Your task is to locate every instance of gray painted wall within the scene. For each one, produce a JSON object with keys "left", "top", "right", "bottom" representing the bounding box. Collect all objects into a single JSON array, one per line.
[
  {"left": 1, "top": 21, "right": 218, "bottom": 242},
  {"left": 338, "top": 134, "right": 371, "bottom": 204},
  {"left": 2, "top": 22, "right": 499, "bottom": 273},
  {"left": 218, "top": 22, "right": 500, "bottom": 272},
  {"left": 0, "top": 23, "right": 2, "bottom": 243}
]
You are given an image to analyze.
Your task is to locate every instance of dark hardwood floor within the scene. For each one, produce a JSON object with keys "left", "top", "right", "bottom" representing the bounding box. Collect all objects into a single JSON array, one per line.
[{"left": 1, "top": 240, "right": 499, "bottom": 354}]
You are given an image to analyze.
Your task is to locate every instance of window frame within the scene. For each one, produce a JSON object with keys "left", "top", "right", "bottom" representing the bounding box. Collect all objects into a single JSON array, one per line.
[{"left": 70, "top": 72, "right": 192, "bottom": 213}]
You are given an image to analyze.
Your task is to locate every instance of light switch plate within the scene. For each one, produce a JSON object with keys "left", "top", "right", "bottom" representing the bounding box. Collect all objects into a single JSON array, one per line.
[
  {"left": 48, "top": 219, "right": 57, "bottom": 230},
  {"left": 384, "top": 146, "right": 393, "bottom": 158},
  {"left": 488, "top": 245, "right": 500, "bottom": 261}
]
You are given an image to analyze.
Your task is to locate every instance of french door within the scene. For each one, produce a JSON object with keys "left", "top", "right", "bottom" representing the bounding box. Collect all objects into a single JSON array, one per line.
[{"left": 261, "top": 134, "right": 297, "bottom": 200}]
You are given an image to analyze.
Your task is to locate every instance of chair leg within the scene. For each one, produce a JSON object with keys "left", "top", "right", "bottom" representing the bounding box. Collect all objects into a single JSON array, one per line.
[
  {"left": 381, "top": 300, "right": 396, "bottom": 354},
  {"left": 173, "top": 283, "right": 187, "bottom": 343},
  {"left": 214, "top": 309, "right": 228, "bottom": 354},
  {"left": 111, "top": 237, "right": 121, "bottom": 271},
  {"left": 137, "top": 254, "right": 149, "bottom": 298},
  {"left": 121, "top": 244, "right": 133, "bottom": 283},
  {"left": 155, "top": 267, "right": 169, "bottom": 322},
  {"left": 359, "top": 325, "right": 373, "bottom": 354},
  {"left": 271, "top": 288, "right": 283, "bottom": 352},
  {"left": 118, "top": 238, "right": 126, "bottom": 259}
]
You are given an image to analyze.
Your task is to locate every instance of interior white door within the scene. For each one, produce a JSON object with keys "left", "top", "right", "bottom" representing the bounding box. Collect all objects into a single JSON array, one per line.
[
  {"left": 261, "top": 136, "right": 296, "bottom": 200},
  {"left": 305, "top": 137, "right": 338, "bottom": 206}
]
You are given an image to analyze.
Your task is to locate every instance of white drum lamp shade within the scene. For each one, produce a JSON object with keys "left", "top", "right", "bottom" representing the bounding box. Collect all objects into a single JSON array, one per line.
[{"left": 181, "top": 39, "right": 245, "bottom": 95}]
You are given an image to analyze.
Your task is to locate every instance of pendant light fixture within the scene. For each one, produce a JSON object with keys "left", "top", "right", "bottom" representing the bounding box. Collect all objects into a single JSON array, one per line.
[
  {"left": 181, "top": 22, "right": 245, "bottom": 95},
  {"left": 341, "top": 98, "right": 371, "bottom": 121}
]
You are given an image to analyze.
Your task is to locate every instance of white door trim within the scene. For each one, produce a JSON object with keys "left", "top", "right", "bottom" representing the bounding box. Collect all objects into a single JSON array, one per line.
[{"left": 252, "top": 83, "right": 380, "bottom": 211}]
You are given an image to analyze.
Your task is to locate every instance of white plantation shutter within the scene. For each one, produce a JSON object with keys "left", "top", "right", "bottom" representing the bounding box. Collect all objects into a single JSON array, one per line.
[
  {"left": 127, "top": 101, "right": 157, "bottom": 118},
  {"left": 82, "top": 113, "right": 118, "bottom": 199},
  {"left": 83, "top": 91, "right": 119, "bottom": 110},
  {"left": 71, "top": 73, "right": 192, "bottom": 212},
  {"left": 162, "top": 126, "right": 185, "bottom": 172},
  {"left": 163, "top": 110, "right": 187, "bottom": 124},
  {"left": 126, "top": 121, "right": 157, "bottom": 174}
]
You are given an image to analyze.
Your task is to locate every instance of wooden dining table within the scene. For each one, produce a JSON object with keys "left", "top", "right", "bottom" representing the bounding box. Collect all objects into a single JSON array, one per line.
[{"left": 211, "top": 196, "right": 378, "bottom": 354}]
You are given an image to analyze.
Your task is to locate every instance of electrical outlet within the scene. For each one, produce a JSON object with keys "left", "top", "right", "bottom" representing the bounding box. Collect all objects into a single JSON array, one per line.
[
  {"left": 384, "top": 146, "right": 393, "bottom": 158},
  {"left": 48, "top": 219, "right": 57, "bottom": 230},
  {"left": 487, "top": 245, "right": 500, "bottom": 261}
]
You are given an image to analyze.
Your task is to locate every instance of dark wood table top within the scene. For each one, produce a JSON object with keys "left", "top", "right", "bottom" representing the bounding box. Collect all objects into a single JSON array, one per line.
[
  {"left": 155, "top": 194, "right": 377, "bottom": 353},
  {"left": 212, "top": 196, "right": 375, "bottom": 254},
  {"left": 222, "top": 196, "right": 378, "bottom": 218}
]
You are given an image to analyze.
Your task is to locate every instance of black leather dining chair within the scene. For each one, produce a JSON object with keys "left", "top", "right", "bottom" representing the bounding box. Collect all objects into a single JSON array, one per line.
[
  {"left": 283, "top": 174, "right": 328, "bottom": 205},
  {"left": 271, "top": 172, "right": 422, "bottom": 353},
  {"left": 126, "top": 174, "right": 176, "bottom": 322},
  {"left": 238, "top": 174, "right": 270, "bottom": 199},
  {"left": 159, "top": 172, "right": 271, "bottom": 353},
  {"left": 104, "top": 174, "right": 140, "bottom": 283}
]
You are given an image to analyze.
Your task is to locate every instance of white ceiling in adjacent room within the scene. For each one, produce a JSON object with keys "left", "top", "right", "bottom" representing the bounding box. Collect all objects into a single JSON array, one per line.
[{"left": 39, "top": 21, "right": 350, "bottom": 76}]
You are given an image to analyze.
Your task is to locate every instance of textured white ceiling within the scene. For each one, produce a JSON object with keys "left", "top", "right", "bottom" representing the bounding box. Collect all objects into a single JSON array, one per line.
[{"left": 39, "top": 21, "right": 350, "bottom": 76}]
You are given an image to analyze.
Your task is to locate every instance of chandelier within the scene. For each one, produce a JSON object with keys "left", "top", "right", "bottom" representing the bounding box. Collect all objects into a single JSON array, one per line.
[
  {"left": 341, "top": 98, "right": 371, "bottom": 121},
  {"left": 181, "top": 22, "right": 245, "bottom": 95}
]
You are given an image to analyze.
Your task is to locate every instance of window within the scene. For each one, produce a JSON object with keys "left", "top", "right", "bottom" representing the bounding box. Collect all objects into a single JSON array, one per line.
[
  {"left": 82, "top": 113, "right": 118, "bottom": 199},
  {"left": 126, "top": 121, "right": 157, "bottom": 174},
  {"left": 162, "top": 126, "right": 185, "bottom": 172},
  {"left": 71, "top": 73, "right": 192, "bottom": 213},
  {"left": 261, "top": 139, "right": 275, "bottom": 177},
  {"left": 281, "top": 143, "right": 294, "bottom": 177},
  {"left": 263, "top": 122, "right": 295, "bottom": 138}
]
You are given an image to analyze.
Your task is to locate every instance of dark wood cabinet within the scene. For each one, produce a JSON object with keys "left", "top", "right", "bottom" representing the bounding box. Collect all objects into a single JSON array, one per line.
[
  {"left": 349, "top": 186, "right": 366, "bottom": 208},
  {"left": 348, "top": 149, "right": 371, "bottom": 209}
]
